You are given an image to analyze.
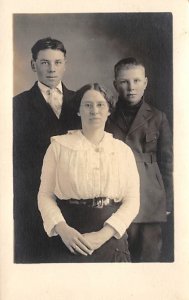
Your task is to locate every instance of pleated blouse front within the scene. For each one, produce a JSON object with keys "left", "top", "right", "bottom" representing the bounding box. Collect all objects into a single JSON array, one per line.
[{"left": 38, "top": 130, "right": 140, "bottom": 237}]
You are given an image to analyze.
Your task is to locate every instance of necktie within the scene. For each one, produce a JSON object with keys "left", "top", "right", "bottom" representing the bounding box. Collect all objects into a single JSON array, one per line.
[{"left": 47, "top": 88, "right": 62, "bottom": 118}]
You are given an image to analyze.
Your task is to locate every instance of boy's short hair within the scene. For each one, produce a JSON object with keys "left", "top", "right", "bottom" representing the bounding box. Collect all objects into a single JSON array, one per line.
[
  {"left": 114, "top": 57, "right": 145, "bottom": 78},
  {"left": 31, "top": 37, "right": 66, "bottom": 60}
]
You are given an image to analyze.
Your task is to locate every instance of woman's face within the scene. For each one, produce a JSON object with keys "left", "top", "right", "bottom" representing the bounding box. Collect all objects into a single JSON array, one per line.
[{"left": 79, "top": 90, "right": 110, "bottom": 131}]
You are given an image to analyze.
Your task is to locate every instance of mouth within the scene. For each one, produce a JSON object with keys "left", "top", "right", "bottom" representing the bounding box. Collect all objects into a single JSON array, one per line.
[
  {"left": 90, "top": 117, "right": 101, "bottom": 121},
  {"left": 47, "top": 76, "right": 58, "bottom": 79},
  {"left": 127, "top": 93, "right": 136, "bottom": 96}
]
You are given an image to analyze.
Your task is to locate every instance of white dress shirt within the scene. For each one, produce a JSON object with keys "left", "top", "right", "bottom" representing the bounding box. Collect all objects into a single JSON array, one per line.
[
  {"left": 38, "top": 81, "right": 63, "bottom": 118},
  {"left": 38, "top": 130, "right": 140, "bottom": 238}
]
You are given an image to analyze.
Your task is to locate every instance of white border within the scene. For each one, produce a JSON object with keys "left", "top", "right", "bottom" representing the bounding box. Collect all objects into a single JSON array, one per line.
[{"left": 0, "top": 1, "right": 189, "bottom": 299}]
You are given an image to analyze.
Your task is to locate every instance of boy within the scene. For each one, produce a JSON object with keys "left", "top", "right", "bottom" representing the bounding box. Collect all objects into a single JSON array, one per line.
[
  {"left": 106, "top": 57, "right": 173, "bottom": 262},
  {"left": 13, "top": 37, "right": 77, "bottom": 262}
]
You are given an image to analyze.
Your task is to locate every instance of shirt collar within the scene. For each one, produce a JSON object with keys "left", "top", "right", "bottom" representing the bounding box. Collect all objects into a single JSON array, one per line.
[{"left": 38, "top": 81, "right": 63, "bottom": 94}]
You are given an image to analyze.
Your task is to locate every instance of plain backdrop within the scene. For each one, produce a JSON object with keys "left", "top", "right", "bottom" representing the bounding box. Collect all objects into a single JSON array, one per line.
[{"left": 13, "top": 13, "right": 173, "bottom": 126}]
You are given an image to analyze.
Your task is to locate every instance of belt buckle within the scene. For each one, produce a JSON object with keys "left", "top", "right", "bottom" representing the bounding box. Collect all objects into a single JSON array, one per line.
[{"left": 96, "top": 198, "right": 104, "bottom": 208}]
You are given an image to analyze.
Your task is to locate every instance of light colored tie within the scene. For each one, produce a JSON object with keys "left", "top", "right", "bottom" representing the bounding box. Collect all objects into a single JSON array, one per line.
[{"left": 47, "top": 88, "right": 62, "bottom": 118}]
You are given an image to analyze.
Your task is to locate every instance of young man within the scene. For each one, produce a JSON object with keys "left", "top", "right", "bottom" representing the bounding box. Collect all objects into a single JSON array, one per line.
[
  {"left": 106, "top": 57, "right": 173, "bottom": 262},
  {"left": 13, "top": 37, "right": 78, "bottom": 263}
]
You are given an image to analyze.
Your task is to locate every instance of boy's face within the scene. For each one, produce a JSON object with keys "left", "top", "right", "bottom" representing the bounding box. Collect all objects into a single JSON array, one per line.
[
  {"left": 114, "top": 65, "right": 148, "bottom": 106},
  {"left": 31, "top": 49, "right": 66, "bottom": 88}
]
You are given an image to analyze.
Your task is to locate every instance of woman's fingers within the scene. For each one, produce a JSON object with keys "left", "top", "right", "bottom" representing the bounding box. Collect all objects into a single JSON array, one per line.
[
  {"left": 78, "top": 235, "right": 93, "bottom": 250},
  {"left": 68, "top": 235, "right": 93, "bottom": 256},
  {"left": 71, "top": 244, "right": 88, "bottom": 256},
  {"left": 74, "top": 238, "right": 92, "bottom": 255},
  {"left": 56, "top": 222, "right": 94, "bottom": 255}
]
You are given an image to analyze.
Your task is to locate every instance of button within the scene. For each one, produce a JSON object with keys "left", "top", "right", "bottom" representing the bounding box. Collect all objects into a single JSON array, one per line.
[{"left": 95, "top": 148, "right": 99, "bottom": 152}]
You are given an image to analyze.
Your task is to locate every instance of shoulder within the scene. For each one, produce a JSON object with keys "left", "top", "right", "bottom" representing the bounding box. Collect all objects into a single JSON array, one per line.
[
  {"left": 114, "top": 137, "right": 133, "bottom": 152},
  {"left": 105, "top": 132, "right": 133, "bottom": 155},
  {"left": 14, "top": 90, "right": 30, "bottom": 102},
  {"left": 62, "top": 83, "right": 75, "bottom": 97},
  {"left": 13, "top": 83, "right": 38, "bottom": 104},
  {"left": 144, "top": 101, "right": 166, "bottom": 118},
  {"left": 50, "top": 130, "right": 83, "bottom": 151}
]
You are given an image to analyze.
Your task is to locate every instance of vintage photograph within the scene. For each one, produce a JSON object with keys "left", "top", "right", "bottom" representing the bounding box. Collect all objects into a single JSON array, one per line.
[{"left": 13, "top": 13, "right": 173, "bottom": 264}]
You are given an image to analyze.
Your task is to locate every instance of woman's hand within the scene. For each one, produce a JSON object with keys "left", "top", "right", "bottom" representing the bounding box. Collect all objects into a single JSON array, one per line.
[
  {"left": 82, "top": 224, "right": 116, "bottom": 251},
  {"left": 55, "top": 222, "right": 93, "bottom": 256}
]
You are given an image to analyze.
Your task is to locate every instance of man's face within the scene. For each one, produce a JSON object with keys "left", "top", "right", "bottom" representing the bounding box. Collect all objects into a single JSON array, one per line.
[
  {"left": 31, "top": 49, "right": 66, "bottom": 88},
  {"left": 114, "top": 65, "right": 148, "bottom": 106}
]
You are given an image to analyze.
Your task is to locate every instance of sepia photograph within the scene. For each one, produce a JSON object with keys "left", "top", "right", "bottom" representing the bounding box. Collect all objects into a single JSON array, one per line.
[
  {"left": 13, "top": 13, "right": 173, "bottom": 264},
  {"left": 1, "top": 1, "right": 189, "bottom": 299}
]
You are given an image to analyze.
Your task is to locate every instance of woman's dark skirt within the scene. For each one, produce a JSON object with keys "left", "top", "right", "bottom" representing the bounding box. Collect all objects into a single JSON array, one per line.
[{"left": 46, "top": 199, "right": 131, "bottom": 263}]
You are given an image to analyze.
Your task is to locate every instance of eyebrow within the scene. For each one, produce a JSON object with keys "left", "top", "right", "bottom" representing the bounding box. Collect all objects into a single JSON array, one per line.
[
  {"left": 82, "top": 100, "right": 106, "bottom": 103},
  {"left": 39, "top": 59, "right": 63, "bottom": 62}
]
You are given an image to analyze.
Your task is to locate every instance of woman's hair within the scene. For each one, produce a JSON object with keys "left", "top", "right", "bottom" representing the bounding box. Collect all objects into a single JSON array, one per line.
[{"left": 73, "top": 83, "right": 116, "bottom": 114}]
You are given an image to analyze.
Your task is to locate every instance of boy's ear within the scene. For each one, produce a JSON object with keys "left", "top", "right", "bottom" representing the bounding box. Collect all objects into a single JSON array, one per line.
[
  {"left": 31, "top": 60, "right": 37, "bottom": 72},
  {"left": 144, "top": 77, "right": 148, "bottom": 89}
]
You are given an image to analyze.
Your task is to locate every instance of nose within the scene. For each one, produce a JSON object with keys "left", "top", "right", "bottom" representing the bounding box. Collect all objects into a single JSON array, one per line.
[
  {"left": 90, "top": 104, "right": 99, "bottom": 114},
  {"left": 128, "top": 81, "right": 134, "bottom": 90},
  {"left": 48, "top": 62, "right": 55, "bottom": 72}
]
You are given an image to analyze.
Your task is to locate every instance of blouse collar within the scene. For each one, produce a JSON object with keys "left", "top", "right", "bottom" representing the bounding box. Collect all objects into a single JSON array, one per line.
[{"left": 51, "top": 130, "right": 115, "bottom": 153}]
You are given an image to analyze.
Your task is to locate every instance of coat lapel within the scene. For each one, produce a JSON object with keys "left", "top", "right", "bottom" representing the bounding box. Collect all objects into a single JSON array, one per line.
[
  {"left": 113, "top": 110, "right": 127, "bottom": 132},
  {"left": 127, "top": 101, "right": 154, "bottom": 135}
]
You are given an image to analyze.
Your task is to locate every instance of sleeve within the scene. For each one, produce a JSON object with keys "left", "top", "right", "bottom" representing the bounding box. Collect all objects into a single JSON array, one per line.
[
  {"left": 37, "top": 142, "right": 66, "bottom": 237},
  {"left": 157, "top": 112, "right": 173, "bottom": 212},
  {"left": 105, "top": 146, "right": 140, "bottom": 239}
]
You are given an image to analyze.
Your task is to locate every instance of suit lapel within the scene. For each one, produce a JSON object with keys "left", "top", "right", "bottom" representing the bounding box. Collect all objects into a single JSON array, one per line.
[
  {"left": 61, "top": 83, "right": 69, "bottom": 110},
  {"left": 127, "top": 101, "right": 153, "bottom": 135},
  {"left": 30, "top": 82, "right": 54, "bottom": 116},
  {"left": 30, "top": 82, "right": 75, "bottom": 121}
]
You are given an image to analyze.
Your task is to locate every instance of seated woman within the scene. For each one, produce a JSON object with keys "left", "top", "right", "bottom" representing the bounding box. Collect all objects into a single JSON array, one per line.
[{"left": 38, "top": 83, "right": 140, "bottom": 263}]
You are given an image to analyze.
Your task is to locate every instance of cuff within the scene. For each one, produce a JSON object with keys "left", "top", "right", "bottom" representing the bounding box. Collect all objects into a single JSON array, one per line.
[
  {"left": 43, "top": 214, "right": 65, "bottom": 237},
  {"left": 104, "top": 214, "right": 126, "bottom": 239}
]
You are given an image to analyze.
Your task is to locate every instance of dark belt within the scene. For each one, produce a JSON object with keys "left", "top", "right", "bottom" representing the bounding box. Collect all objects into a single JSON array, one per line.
[
  {"left": 59, "top": 197, "right": 122, "bottom": 209},
  {"left": 134, "top": 152, "right": 157, "bottom": 163}
]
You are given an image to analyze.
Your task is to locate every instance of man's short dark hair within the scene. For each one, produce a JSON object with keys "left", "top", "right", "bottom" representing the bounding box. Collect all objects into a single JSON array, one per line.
[
  {"left": 31, "top": 37, "right": 66, "bottom": 61},
  {"left": 114, "top": 57, "right": 145, "bottom": 78}
]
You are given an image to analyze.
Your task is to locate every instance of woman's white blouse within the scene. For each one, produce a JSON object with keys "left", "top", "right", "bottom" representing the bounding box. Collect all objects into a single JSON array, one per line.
[{"left": 38, "top": 130, "right": 140, "bottom": 238}]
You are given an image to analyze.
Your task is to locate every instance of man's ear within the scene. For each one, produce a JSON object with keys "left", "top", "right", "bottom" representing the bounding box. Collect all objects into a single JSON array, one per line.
[
  {"left": 31, "top": 60, "right": 37, "bottom": 72},
  {"left": 113, "top": 80, "right": 118, "bottom": 92},
  {"left": 63, "top": 58, "right": 67, "bottom": 71}
]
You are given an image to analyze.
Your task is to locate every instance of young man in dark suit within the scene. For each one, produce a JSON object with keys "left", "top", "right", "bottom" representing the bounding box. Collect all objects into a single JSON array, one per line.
[
  {"left": 13, "top": 37, "right": 78, "bottom": 263},
  {"left": 106, "top": 57, "right": 173, "bottom": 262}
]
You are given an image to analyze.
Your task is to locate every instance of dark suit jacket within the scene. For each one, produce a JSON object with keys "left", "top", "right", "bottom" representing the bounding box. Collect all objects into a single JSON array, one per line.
[
  {"left": 13, "top": 82, "right": 78, "bottom": 262},
  {"left": 106, "top": 100, "right": 173, "bottom": 223}
]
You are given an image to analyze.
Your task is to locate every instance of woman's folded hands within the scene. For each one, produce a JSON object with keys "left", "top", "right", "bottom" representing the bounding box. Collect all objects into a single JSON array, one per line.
[{"left": 55, "top": 222, "right": 115, "bottom": 255}]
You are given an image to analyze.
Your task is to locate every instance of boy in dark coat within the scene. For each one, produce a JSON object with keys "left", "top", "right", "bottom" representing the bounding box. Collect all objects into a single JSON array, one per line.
[
  {"left": 106, "top": 57, "right": 173, "bottom": 262},
  {"left": 13, "top": 37, "right": 78, "bottom": 263}
]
